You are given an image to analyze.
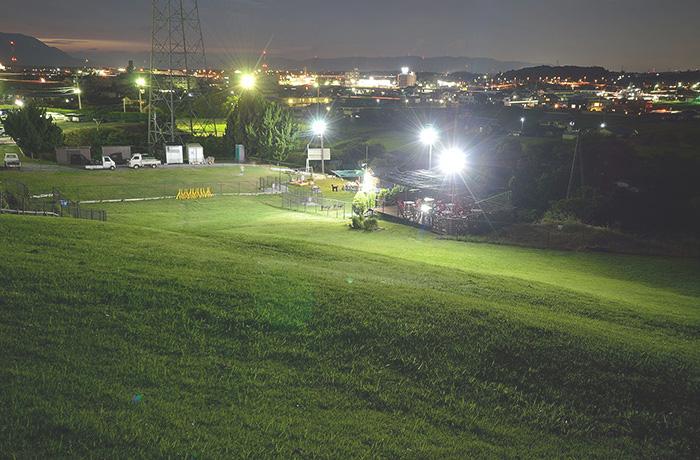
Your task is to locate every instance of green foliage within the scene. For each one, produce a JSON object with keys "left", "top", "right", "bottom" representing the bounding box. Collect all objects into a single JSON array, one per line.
[
  {"left": 352, "top": 191, "right": 369, "bottom": 216},
  {"left": 377, "top": 185, "right": 406, "bottom": 205},
  {"left": 195, "top": 135, "right": 233, "bottom": 159},
  {"left": 362, "top": 216, "right": 379, "bottom": 231},
  {"left": 349, "top": 215, "right": 364, "bottom": 230},
  {"left": 2, "top": 105, "right": 63, "bottom": 159},
  {"left": 225, "top": 93, "right": 297, "bottom": 162},
  {"left": 63, "top": 125, "right": 147, "bottom": 156}
]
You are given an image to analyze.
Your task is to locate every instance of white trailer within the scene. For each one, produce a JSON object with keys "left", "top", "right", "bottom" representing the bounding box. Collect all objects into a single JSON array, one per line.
[
  {"left": 186, "top": 143, "right": 205, "bottom": 165},
  {"left": 165, "top": 145, "right": 184, "bottom": 165}
]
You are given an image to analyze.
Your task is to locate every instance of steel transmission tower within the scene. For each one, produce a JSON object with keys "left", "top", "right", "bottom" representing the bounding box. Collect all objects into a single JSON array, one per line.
[{"left": 148, "top": 0, "right": 215, "bottom": 152}]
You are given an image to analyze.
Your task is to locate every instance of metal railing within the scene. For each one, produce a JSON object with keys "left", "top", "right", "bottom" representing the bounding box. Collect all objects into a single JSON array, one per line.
[
  {"left": 281, "top": 188, "right": 348, "bottom": 219},
  {"left": 0, "top": 180, "right": 107, "bottom": 222}
]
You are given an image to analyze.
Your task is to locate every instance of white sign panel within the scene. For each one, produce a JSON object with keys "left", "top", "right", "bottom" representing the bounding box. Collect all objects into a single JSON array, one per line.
[{"left": 307, "top": 148, "right": 331, "bottom": 161}]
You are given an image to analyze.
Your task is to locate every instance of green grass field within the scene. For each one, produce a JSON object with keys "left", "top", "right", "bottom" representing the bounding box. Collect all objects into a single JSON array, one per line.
[
  {"left": 1, "top": 192, "right": 698, "bottom": 458},
  {"left": 0, "top": 165, "right": 279, "bottom": 201}
]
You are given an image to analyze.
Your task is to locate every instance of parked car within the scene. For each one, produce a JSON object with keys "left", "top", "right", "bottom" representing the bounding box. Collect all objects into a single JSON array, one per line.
[
  {"left": 85, "top": 156, "right": 117, "bottom": 170},
  {"left": 3, "top": 153, "right": 21, "bottom": 169},
  {"left": 127, "top": 154, "right": 161, "bottom": 169}
]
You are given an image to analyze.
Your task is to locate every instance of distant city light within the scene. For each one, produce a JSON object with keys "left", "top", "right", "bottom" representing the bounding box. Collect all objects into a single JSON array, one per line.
[
  {"left": 600, "top": 122, "right": 607, "bottom": 129},
  {"left": 401, "top": 66, "right": 410, "bottom": 75},
  {"left": 136, "top": 77, "right": 147, "bottom": 87},
  {"left": 439, "top": 147, "right": 467, "bottom": 174}
]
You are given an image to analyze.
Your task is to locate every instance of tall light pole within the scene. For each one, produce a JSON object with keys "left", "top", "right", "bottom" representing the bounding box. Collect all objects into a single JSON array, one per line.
[
  {"left": 312, "top": 119, "right": 328, "bottom": 175},
  {"left": 420, "top": 126, "right": 439, "bottom": 169},
  {"left": 74, "top": 87, "right": 82, "bottom": 110}
]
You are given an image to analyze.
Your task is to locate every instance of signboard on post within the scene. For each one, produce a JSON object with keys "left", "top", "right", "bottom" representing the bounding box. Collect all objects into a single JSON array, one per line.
[{"left": 307, "top": 148, "right": 331, "bottom": 161}]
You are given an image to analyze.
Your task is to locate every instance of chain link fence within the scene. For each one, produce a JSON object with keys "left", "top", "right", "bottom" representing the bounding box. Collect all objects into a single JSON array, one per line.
[
  {"left": 62, "top": 176, "right": 286, "bottom": 203},
  {"left": 0, "top": 179, "right": 107, "bottom": 222},
  {"left": 281, "top": 187, "right": 349, "bottom": 219}
]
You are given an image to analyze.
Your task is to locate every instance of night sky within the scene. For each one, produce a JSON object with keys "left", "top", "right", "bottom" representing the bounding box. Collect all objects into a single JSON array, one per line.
[{"left": 2, "top": 0, "right": 699, "bottom": 70}]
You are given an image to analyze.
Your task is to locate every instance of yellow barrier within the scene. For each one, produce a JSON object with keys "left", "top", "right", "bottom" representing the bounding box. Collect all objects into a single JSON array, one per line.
[{"left": 176, "top": 187, "right": 214, "bottom": 200}]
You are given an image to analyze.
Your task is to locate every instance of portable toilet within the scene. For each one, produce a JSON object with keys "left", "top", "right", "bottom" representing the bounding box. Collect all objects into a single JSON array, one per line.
[
  {"left": 186, "top": 143, "right": 205, "bottom": 165},
  {"left": 165, "top": 144, "right": 184, "bottom": 165},
  {"left": 235, "top": 144, "right": 245, "bottom": 163}
]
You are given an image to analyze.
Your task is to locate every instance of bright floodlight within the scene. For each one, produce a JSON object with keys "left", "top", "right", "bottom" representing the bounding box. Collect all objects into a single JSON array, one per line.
[
  {"left": 14, "top": 99, "right": 24, "bottom": 107},
  {"left": 73, "top": 88, "right": 82, "bottom": 94},
  {"left": 439, "top": 147, "right": 467, "bottom": 174},
  {"left": 420, "top": 126, "right": 438, "bottom": 146},
  {"left": 520, "top": 117, "right": 526, "bottom": 123},
  {"left": 240, "top": 73, "right": 256, "bottom": 90},
  {"left": 600, "top": 122, "right": 607, "bottom": 129},
  {"left": 136, "top": 77, "right": 147, "bottom": 87},
  {"left": 362, "top": 169, "right": 375, "bottom": 193},
  {"left": 311, "top": 119, "right": 327, "bottom": 136},
  {"left": 401, "top": 66, "right": 410, "bottom": 75}
]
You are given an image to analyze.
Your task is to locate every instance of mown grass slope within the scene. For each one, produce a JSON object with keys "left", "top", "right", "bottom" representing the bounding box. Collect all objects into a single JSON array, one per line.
[{"left": 0, "top": 198, "right": 698, "bottom": 458}]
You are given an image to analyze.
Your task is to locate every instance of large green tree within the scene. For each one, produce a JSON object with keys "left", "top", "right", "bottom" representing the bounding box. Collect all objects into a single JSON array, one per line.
[
  {"left": 3, "top": 105, "right": 63, "bottom": 159},
  {"left": 225, "top": 93, "right": 297, "bottom": 162}
]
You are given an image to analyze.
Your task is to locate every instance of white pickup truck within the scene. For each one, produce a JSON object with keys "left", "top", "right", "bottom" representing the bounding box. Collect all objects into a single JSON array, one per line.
[
  {"left": 85, "top": 156, "right": 117, "bottom": 170},
  {"left": 3, "top": 153, "right": 21, "bottom": 169},
  {"left": 128, "top": 154, "right": 162, "bottom": 169}
]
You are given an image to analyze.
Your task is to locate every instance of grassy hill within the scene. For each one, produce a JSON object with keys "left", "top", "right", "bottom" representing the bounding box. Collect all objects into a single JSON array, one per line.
[{"left": 0, "top": 196, "right": 698, "bottom": 458}]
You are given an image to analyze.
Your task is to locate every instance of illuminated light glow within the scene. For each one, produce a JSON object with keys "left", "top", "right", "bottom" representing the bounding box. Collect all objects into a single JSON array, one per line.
[
  {"left": 600, "top": 123, "right": 607, "bottom": 129},
  {"left": 439, "top": 147, "right": 467, "bottom": 174},
  {"left": 420, "top": 203, "right": 432, "bottom": 213},
  {"left": 401, "top": 66, "right": 410, "bottom": 75},
  {"left": 74, "top": 88, "right": 82, "bottom": 94},
  {"left": 362, "top": 170, "right": 376, "bottom": 193},
  {"left": 420, "top": 126, "right": 438, "bottom": 146},
  {"left": 240, "top": 73, "right": 257, "bottom": 90},
  {"left": 311, "top": 119, "right": 327, "bottom": 136},
  {"left": 14, "top": 99, "right": 24, "bottom": 107},
  {"left": 136, "top": 77, "right": 147, "bottom": 87}
]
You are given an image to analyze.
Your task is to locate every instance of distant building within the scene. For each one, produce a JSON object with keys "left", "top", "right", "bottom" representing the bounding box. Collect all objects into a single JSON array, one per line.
[
  {"left": 397, "top": 69, "right": 417, "bottom": 88},
  {"left": 56, "top": 147, "right": 92, "bottom": 165}
]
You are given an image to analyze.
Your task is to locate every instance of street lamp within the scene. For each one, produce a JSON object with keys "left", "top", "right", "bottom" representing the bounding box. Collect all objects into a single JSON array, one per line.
[
  {"left": 439, "top": 147, "right": 467, "bottom": 205},
  {"left": 14, "top": 99, "right": 24, "bottom": 108},
  {"left": 520, "top": 116, "right": 526, "bottom": 131},
  {"left": 600, "top": 122, "right": 607, "bottom": 129},
  {"left": 439, "top": 147, "right": 467, "bottom": 175},
  {"left": 136, "top": 77, "right": 147, "bottom": 113},
  {"left": 312, "top": 119, "right": 328, "bottom": 174},
  {"left": 240, "top": 73, "right": 256, "bottom": 90},
  {"left": 420, "top": 126, "right": 439, "bottom": 169},
  {"left": 74, "top": 87, "right": 82, "bottom": 110}
]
